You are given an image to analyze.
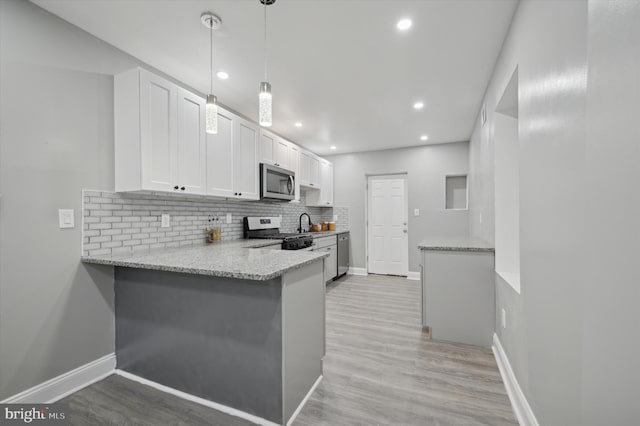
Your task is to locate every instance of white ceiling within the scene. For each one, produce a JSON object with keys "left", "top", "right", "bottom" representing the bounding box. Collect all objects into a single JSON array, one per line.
[{"left": 31, "top": 0, "right": 517, "bottom": 155}]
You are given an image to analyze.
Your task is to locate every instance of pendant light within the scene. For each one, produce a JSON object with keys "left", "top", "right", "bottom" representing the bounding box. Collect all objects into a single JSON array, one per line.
[
  {"left": 259, "top": 0, "right": 275, "bottom": 127},
  {"left": 201, "top": 12, "right": 222, "bottom": 134}
]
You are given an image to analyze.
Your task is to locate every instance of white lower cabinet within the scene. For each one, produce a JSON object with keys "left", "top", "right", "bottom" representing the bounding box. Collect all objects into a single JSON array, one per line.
[
  {"left": 206, "top": 109, "right": 259, "bottom": 200},
  {"left": 316, "top": 236, "right": 337, "bottom": 281}
]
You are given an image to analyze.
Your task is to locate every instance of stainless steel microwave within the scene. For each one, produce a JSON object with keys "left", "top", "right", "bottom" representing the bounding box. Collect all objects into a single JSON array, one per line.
[{"left": 260, "top": 163, "right": 295, "bottom": 201}]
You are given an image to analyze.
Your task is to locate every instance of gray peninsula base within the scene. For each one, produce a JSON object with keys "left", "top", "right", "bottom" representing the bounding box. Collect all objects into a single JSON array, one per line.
[{"left": 114, "top": 260, "right": 325, "bottom": 425}]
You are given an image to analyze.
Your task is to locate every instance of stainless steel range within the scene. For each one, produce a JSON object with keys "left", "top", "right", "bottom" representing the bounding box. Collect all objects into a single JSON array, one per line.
[{"left": 243, "top": 217, "right": 314, "bottom": 250}]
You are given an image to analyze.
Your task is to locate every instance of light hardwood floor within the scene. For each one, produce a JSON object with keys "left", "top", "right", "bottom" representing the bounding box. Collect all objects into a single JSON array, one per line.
[{"left": 61, "top": 274, "right": 516, "bottom": 426}]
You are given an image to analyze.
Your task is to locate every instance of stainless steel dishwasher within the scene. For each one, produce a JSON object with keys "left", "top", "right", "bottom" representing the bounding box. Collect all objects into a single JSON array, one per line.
[{"left": 337, "top": 232, "right": 350, "bottom": 278}]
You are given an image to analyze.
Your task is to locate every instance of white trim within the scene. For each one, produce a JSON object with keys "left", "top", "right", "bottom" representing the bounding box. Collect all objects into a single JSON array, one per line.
[
  {"left": 492, "top": 334, "right": 539, "bottom": 426},
  {"left": 286, "top": 375, "right": 322, "bottom": 426},
  {"left": 347, "top": 267, "right": 368, "bottom": 276},
  {"left": 496, "top": 270, "right": 521, "bottom": 294},
  {"left": 1, "top": 353, "right": 116, "bottom": 404},
  {"left": 406, "top": 271, "right": 420, "bottom": 280},
  {"left": 114, "top": 369, "right": 280, "bottom": 426}
]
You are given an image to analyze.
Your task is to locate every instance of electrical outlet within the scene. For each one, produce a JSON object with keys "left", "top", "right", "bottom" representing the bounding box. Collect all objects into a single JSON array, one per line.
[
  {"left": 226, "top": 213, "right": 232, "bottom": 224},
  {"left": 161, "top": 214, "right": 170, "bottom": 228},
  {"left": 413, "top": 209, "right": 420, "bottom": 217},
  {"left": 501, "top": 308, "right": 507, "bottom": 329}
]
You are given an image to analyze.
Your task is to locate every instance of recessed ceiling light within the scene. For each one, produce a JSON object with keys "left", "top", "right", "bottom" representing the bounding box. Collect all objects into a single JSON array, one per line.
[
  {"left": 294, "top": 122, "right": 302, "bottom": 128},
  {"left": 216, "top": 71, "right": 229, "bottom": 80},
  {"left": 413, "top": 101, "right": 424, "bottom": 110},
  {"left": 420, "top": 135, "right": 429, "bottom": 141},
  {"left": 397, "top": 18, "right": 413, "bottom": 31},
  {"left": 330, "top": 145, "right": 337, "bottom": 150}
]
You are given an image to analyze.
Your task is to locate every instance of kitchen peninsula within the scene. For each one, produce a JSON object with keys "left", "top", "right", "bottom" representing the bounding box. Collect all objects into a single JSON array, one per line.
[{"left": 82, "top": 240, "right": 328, "bottom": 426}]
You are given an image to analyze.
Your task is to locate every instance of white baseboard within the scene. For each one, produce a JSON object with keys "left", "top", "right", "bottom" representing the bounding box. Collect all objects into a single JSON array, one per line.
[
  {"left": 286, "top": 375, "right": 322, "bottom": 426},
  {"left": 492, "top": 334, "right": 539, "bottom": 426},
  {"left": 115, "top": 369, "right": 280, "bottom": 426},
  {"left": 1, "top": 353, "right": 116, "bottom": 404},
  {"left": 347, "top": 267, "right": 367, "bottom": 276},
  {"left": 406, "top": 271, "right": 420, "bottom": 280}
]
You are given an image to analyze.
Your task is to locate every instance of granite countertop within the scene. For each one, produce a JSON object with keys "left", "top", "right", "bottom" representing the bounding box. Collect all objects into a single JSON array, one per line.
[
  {"left": 81, "top": 239, "right": 328, "bottom": 281},
  {"left": 418, "top": 237, "right": 495, "bottom": 252},
  {"left": 308, "top": 230, "right": 349, "bottom": 238}
]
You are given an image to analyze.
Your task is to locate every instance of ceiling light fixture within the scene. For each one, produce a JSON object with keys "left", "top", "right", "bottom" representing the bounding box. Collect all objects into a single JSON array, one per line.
[
  {"left": 330, "top": 145, "right": 337, "bottom": 150},
  {"left": 201, "top": 12, "right": 222, "bottom": 134},
  {"left": 294, "top": 122, "right": 302, "bottom": 128},
  {"left": 413, "top": 101, "right": 424, "bottom": 110},
  {"left": 216, "top": 71, "right": 229, "bottom": 80},
  {"left": 420, "top": 135, "right": 429, "bottom": 141},
  {"left": 259, "top": 0, "right": 276, "bottom": 128},
  {"left": 397, "top": 18, "right": 412, "bottom": 31}
]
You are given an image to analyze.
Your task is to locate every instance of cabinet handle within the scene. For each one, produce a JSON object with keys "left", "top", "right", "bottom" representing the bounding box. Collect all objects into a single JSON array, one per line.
[
  {"left": 174, "top": 185, "right": 179, "bottom": 190},
  {"left": 234, "top": 192, "right": 238, "bottom": 196},
  {"left": 180, "top": 187, "right": 185, "bottom": 191},
  {"left": 239, "top": 192, "right": 242, "bottom": 196}
]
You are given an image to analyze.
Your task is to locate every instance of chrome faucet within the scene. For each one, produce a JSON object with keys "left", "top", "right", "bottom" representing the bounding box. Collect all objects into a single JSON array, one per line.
[{"left": 298, "top": 213, "right": 311, "bottom": 233}]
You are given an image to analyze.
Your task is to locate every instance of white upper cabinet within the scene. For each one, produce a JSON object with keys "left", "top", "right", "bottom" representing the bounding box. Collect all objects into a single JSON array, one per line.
[
  {"left": 233, "top": 116, "right": 260, "bottom": 200},
  {"left": 260, "top": 129, "right": 291, "bottom": 170},
  {"left": 259, "top": 129, "right": 277, "bottom": 166},
  {"left": 299, "top": 150, "right": 320, "bottom": 188},
  {"left": 205, "top": 108, "right": 235, "bottom": 198},
  {"left": 275, "top": 138, "right": 290, "bottom": 169},
  {"left": 115, "top": 68, "right": 205, "bottom": 195},
  {"left": 177, "top": 88, "right": 206, "bottom": 195},
  {"left": 306, "top": 158, "right": 334, "bottom": 207},
  {"left": 206, "top": 108, "right": 259, "bottom": 200},
  {"left": 320, "top": 160, "right": 334, "bottom": 206}
]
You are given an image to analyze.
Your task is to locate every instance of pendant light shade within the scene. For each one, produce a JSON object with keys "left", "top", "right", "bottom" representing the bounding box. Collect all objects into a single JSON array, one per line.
[
  {"left": 201, "top": 12, "right": 221, "bottom": 134},
  {"left": 206, "top": 94, "right": 218, "bottom": 134},
  {"left": 259, "top": 0, "right": 275, "bottom": 127},
  {"left": 259, "top": 82, "right": 272, "bottom": 127}
]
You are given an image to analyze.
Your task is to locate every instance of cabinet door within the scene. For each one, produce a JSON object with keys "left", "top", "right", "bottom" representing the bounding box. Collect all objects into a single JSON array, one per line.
[
  {"left": 275, "top": 138, "right": 290, "bottom": 169},
  {"left": 177, "top": 88, "right": 206, "bottom": 195},
  {"left": 206, "top": 108, "right": 235, "bottom": 197},
  {"left": 309, "top": 155, "right": 320, "bottom": 187},
  {"left": 289, "top": 144, "right": 300, "bottom": 202},
  {"left": 140, "top": 70, "right": 178, "bottom": 191},
  {"left": 319, "top": 160, "right": 334, "bottom": 206},
  {"left": 259, "top": 130, "right": 276, "bottom": 165},
  {"left": 324, "top": 245, "right": 337, "bottom": 281},
  {"left": 234, "top": 117, "right": 260, "bottom": 200},
  {"left": 299, "top": 151, "right": 311, "bottom": 185}
]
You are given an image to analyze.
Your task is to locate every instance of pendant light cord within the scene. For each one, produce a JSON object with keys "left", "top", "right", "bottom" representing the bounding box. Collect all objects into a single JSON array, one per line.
[
  {"left": 263, "top": 1, "right": 268, "bottom": 81},
  {"left": 210, "top": 21, "right": 214, "bottom": 93}
]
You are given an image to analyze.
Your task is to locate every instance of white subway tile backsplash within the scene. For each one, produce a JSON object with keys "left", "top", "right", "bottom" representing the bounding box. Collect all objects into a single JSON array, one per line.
[{"left": 82, "top": 190, "right": 349, "bottom": 256}]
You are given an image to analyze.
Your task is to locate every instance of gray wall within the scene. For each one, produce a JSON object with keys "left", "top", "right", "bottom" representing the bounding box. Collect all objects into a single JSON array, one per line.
[
  {"left": 326, "top": 142, "right": 469, "bottom": 272},
  {"left": 0, "top": 0, "right": 209, "bottom": 400},
  {"left": 582, "top": 1, "right": 640, "bottom": 423},
  {"left": 468, "top": 0, "right": 640, "bottom": 424}
]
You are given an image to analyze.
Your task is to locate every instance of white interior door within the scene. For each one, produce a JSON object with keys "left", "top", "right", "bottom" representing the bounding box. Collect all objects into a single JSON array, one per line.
[{"left": 367, "top": 175, "right": 408, "bottom": 276}]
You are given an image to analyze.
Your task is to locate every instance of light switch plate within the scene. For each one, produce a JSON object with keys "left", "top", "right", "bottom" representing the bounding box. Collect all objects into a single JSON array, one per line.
[
  {"left": 226, "top": 213, "right": 232, "bottom": 224},
  {"left": 58, "top": 209, "right": 75, "bottom": 229},
  {"left": 413, "top": 209, "right": 420, "bottom": 217},
  {"left": 161, "top": 214, "right": 170, "bottom": 228}
]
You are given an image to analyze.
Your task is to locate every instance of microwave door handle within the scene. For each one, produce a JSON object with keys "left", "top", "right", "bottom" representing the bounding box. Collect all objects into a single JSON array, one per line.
[{"left": 288, "top": 175, "right": 294, "bottom": 195}]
